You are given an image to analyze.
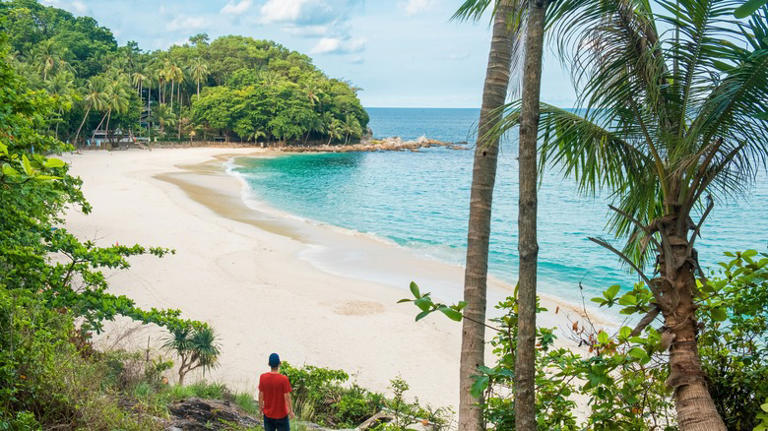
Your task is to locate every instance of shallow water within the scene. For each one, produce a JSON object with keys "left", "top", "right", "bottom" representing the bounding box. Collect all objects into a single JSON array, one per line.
[{"left": 233, "top": 107, "right": 768, "bottom": 304}]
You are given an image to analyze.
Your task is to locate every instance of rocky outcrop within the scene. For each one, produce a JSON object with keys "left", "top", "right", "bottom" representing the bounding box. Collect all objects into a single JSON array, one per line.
[
  {"left": 166, "top": 398, "right": 261, "bottom": 430},
  {"left": 279, "top": 136, "right": 469, "bottom": 153}
]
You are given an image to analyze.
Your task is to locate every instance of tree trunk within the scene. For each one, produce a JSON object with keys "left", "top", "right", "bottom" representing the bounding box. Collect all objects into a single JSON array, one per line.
[
  {"left": 197, "top": 80, "right": 200, "bottom": 99},
  {"left": 170, "top": 80, "right": 175, "bottom": 110},
  {"left": 657, "top": 217, "right": 726, "bottom": 431},
  {"left": 73, "top": 106, "right": 91, "bottom": 145},
  {"left": 514, "top": 1, "right": 547, "bottom": 430},
  {"left": 459, "top": 2, "right": 515, "bottom": 431}
]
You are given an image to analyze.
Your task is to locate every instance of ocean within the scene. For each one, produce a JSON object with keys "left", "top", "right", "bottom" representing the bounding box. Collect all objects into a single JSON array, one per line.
[{"left": 232, "top": 107, "right": 768, "bottom": 303}]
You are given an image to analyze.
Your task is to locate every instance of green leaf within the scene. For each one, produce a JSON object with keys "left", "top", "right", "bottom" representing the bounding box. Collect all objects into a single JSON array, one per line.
[
  {"left": 628, "top": 347, "right": 650, "bottom": 363},
  {"left": 619, "top": 326, "right": 631, "bottom": 340},
  {"left": 396, "top": 298, "right": 411, "bottom": 303},
  {"left": 409, "top": 281, "right": 420, "bottom": 298},
  {"left": 743, "top": 249, "right": 758, "bottom": 258},
  {"left": 0, "top": 142, "right": 7, "bottom": 155},
  {"left": 415, "top": 310, "right": 432, "bottom": 321},
  {"left": 734, "top": 0, "right": 767, "bottom": 18},
  {"left": 618, "top": 294, "right": 637, "bottom": 306},
  {"left": 762, "top": 401, "right": 768, "bottom": 412},
  {"left": 439, "top": 306, "right": 463, "bottom": 322},
  {"left": 414, "top": 296, "right": 432, "bottom": 312},
  {"left": 605, "top": 284, "right": 621, "bottom": 299},
  {"left": 2, "top": 164, "right": 19, "bottom": 177},
  {"left": 711, "top": 307, "right": 728, "bottom": 322},
  {"left": 470, "top": 375, "right": 489, "bottom": 398},
  {"left": 597, "top": 330, "right": 609, "bottom": 344},
  {"left": 712, "top": 60, "right": 734, "bottom": 72},
  {"left": 44, "top": 158, "right": 65, "bottom": 168},
  {"left": 21, "top": 154, "right": 33, "bottom": 175}
]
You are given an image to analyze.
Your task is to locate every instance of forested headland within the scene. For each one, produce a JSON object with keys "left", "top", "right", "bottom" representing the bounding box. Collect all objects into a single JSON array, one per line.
[{"left": 0, "top": 0, "right": 369, "bottom": 147}]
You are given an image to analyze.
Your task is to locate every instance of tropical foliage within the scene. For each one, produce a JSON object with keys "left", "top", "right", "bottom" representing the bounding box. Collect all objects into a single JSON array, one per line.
[
  {"left": 0, "top": 30, "right": 213, "bottom": 427},
  {"left": 489, "top": 0, "right": 768, "bottom": 427},
  {"left": 0, "top": 0, "right": 368, "bottom": 146},
  {"left": 404, "top": 249, "right": 768, "bottom": 430}
]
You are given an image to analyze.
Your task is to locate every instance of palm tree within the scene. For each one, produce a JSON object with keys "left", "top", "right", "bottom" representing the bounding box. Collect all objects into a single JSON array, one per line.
[
  {"left": 31, "top": 39, "right": 66, "bottom": 81},
  {"left": 188, "top": 57, "right": 209, "bottom": 99},
  {"left": 496, "top": 1, "right": 768, "bottom": 429},
  {"left": 166, "top": 63, "right": 184, "bottom": 110},
  {"left": 132, "top": 71, "right": 148, "bottom": 98},
  {"left": 91, "top": 73, "right": 131, "bottom": 147},
  {"left": 163, "top": 325, "right": 220, "bottom": 385},
  {"left": 452, "top": 1, "right": 521, "bottom": 429},
  {"left": 513, "top": 0, "right": 550, "bottom": 429},
  {"left": 73, "top": 76, "right": 109, "bottom": 144}
]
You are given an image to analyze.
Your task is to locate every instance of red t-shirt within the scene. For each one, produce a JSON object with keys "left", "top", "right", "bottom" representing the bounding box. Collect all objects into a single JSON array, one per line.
[{"left": 259, "top": 372, "right": 292, "bottom": 419}]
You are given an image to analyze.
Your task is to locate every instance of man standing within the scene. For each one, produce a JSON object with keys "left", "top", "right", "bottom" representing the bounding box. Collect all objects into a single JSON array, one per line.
[{"left": 259, "top": 353, "right": 295, "bottom": 431}]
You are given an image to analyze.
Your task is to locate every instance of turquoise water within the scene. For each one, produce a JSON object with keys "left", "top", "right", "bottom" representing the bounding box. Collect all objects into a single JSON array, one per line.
[{"left": 234, "top": 107, "right": 768, "bottom": 302}]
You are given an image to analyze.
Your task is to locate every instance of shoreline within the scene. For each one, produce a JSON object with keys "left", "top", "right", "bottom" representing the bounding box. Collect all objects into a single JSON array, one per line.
[
  {"left": 170, "top": 151, "right": 616, "bottom": 329},
  {"left": 63, "top": 147, "right": 616, "bottom": 413}
]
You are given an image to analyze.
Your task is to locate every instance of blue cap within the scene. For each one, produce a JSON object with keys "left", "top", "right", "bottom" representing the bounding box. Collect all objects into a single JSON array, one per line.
[{"left": 268, "top": 353, "right": 280, "bottom": 368}]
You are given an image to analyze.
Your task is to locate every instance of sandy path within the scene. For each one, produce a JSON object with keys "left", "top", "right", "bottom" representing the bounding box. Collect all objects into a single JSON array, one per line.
[{"left": 63, "top": 147, "right": 614, "bottom": 412}]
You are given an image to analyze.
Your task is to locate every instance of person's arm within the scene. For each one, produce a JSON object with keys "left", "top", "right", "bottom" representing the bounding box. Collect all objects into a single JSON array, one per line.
[
  {"left": 284, "top": 392, "right": 295, "bottom": 419},
  {"left": 259, "top": 390, "right": 264, "bottom": 413}
]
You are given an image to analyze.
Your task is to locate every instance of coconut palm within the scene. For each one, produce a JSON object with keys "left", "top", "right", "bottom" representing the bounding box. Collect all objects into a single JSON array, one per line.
[
  {"left": 495, "top": 1, "right": 768, "bottom": 429},
  {"left": 188, "top": 57, "right": 209, "bottom": 99},
  {"left": 513, "top": 1, "right": 550, "bottom": 429},
  {"left": 452, "top": 1, "right": 523, "bottom": 429},
  {"left": 131, "top": 71, "right": 148, "bottom": 97},
  {"left": 165, "top": 62, "right": 184, "bottom": 110},
  {"left": 104, "top": 75, "right": 131, "bottom": 142},
  {"left": 73, "top": 76, "right": 109, "bottom": 144}
]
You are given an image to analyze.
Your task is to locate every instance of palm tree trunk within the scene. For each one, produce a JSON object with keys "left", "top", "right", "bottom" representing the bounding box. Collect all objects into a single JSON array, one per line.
[
  {"left": 658, "top": 219, "right": 726, "bottom": 431},
  {"left": 170, "top": 80, "right": 175, "bottom": 110},
  {"left": 514, "top": 1, "right": 547, "bottom": 430},
  {"left": 459, "top": 2, "right": 515, "bottom": 431},
  {"left": 105, "top": 110, "right": 112, "bottom": 149},
  {"left": 197, "top": 80, "right": 200, "bottom": 99},
  {"left": 73, "top": 106, "right": 92, "bottom": 145}
]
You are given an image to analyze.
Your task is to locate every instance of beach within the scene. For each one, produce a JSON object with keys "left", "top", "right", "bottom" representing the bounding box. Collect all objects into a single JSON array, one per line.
[{"left": 63, "top": 147, "right": 615, "bottom": 412}]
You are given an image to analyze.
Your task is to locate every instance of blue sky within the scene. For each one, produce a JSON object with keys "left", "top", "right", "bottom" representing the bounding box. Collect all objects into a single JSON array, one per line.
[{"left": 42, "top": 0, "right": 577, "bottom": 108}]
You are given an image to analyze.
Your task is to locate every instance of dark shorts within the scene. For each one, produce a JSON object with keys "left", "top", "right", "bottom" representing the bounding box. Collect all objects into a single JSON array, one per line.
[{"left": 263, "top": 415, "right": 290, "bottom": 431}]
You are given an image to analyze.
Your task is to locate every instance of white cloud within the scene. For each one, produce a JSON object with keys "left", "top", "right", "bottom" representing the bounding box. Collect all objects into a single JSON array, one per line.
[
  {"left": 71, "top": 1, "right": 88, "bottom": 13},
  {"left": 220, "top": 0, "right": 253, "bottom": 15},
  {"left": 260, "top": 0, "right": 355, "bottom": 25},
  {"left": 41, "top": 0, "right": 91, "bottom": 15},
  {"left": 284, "top": 24, "right": 330, "bottom": 37},
  {"left": 311, "top": 37, "right": 365, "bottom": 54},
  {"left": 166, "top": 15, "right": 207, "bottom": 31},
  {"left": 402, "top": 0, "right": 437, "bottom": 16}
]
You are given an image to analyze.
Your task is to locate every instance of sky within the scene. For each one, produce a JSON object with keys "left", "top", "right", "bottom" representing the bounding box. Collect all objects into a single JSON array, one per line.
[{"left": 41, "top": 0, "right": 577, "bottom": 108}]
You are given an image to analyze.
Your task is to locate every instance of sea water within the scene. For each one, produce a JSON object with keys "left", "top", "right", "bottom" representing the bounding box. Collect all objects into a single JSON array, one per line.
[{"left": 234, "top": 107, "right": 768, "bottom": 302}]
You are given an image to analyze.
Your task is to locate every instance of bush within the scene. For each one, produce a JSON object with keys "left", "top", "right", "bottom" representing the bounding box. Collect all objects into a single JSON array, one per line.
[
  {"left": 0, "top": 287, "right": 163, "bottom": 430},
  {"left": 698, "top": 250, "right": 768, "bottom": 430},
  {"left": 280, "top": 363, "right": 385, "bottom": 428}
]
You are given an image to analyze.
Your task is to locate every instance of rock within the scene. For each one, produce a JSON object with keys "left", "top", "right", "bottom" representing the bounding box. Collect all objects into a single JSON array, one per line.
[{"left": 166, "top": 398, "right": 262, "bottom": 430}]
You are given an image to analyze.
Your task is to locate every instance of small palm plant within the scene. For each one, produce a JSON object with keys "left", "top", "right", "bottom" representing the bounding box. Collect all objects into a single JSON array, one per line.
[{"left": 163, "top": 324, "right": 221, "bottom": 385}]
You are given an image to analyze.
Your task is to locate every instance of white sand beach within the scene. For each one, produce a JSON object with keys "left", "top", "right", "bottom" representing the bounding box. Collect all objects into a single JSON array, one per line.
[{"left": 63, "top": 147, "right": 615, "bottom": 412}]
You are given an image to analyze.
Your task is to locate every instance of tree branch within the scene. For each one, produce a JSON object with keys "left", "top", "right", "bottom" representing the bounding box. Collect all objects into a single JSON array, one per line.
[
  {"left": 630, "top": 305, "right": 661, "bottom": 336},
  {"left": 686, "top": 194, "right": 714, "bottom": 256},
  {"left": 608, "top": 204, "right": 661, "bottom": 250}
]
